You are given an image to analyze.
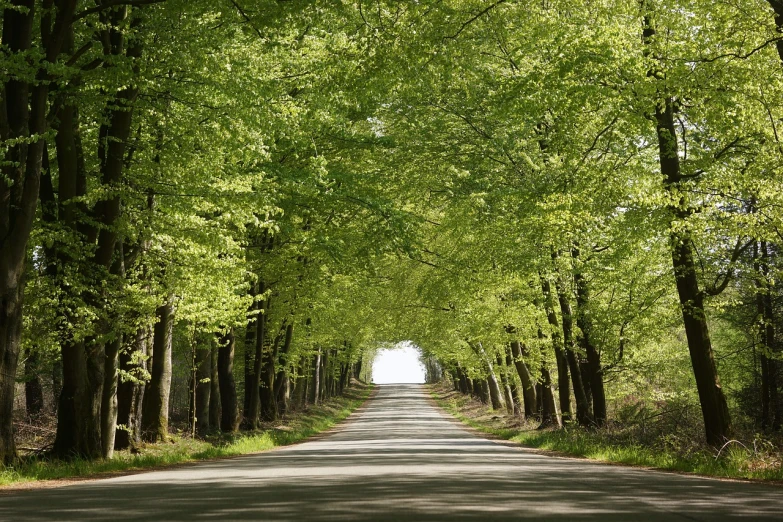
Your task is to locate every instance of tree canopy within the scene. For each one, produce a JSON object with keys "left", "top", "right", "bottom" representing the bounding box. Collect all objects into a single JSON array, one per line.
[{"left": 2, "top": 0, "right": 783, "bottom": 464}]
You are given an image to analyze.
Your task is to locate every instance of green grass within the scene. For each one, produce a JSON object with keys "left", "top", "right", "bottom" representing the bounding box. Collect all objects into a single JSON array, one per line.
[
  {"left": 431, "top": 387, "right": 783, "bottom": 482},
  {"left": 1, "top": 383, "right": 372, "bottom": 488}
]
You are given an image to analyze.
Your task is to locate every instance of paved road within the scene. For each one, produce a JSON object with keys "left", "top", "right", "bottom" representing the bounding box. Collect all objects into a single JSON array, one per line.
[{"left": 1, "top": 384, "right": 782, "bottom": 521}]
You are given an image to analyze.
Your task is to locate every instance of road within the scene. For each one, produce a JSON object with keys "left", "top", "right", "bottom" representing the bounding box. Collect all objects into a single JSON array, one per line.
[{"left": 1, "top": 384, "right": 782, "bottom": 521}]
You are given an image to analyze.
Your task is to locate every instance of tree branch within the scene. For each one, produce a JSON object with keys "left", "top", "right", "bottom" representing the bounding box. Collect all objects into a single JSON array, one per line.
[
  {"left": 444, "top": 0, "right": 507, "bottom": 40},
  {"left": 228, "top": 0, "right": 264, "bottom": 40},
  {"left": 689, "top": 36, "right": 783, "bottom": 63},
  {"left": 704, "top": 238, "right": 754, "bottom": 296},
  {"left": 74, "top": 0, "right": 167, "bottom": 21}
]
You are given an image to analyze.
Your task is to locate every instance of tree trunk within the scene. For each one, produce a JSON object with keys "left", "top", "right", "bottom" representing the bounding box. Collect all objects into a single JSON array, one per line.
[
  {"left": 245, "top": 284, "right": 266, "bottom": 428},
  {"left": 0, "top": 0, "right": 78, "bottom": 465},
  {"left": 553, "top": 269, "right": 592, "bottom": 427},
  {"left": 653, "top": 93, "right": 731, "bottom": 444},
  {"left": 537, "top": 329, "right": 561, "bottom": 428},
  {"left": 274, "top": 322, "right": 294, "bottom": 415},
  {"left": 495, "top": 352, "right": 516, "bottom": 415},
  {"left": 510, "top": 341, "right": 538, "bottom": 418},
  {"left": 310, "top": 348, "right": 321, "bottom": 405},
  {"left": 115, "top": 327, "right": 148, "bottom": 450},
  {"left": 209, "top": 343, "right": 221, "bottom": 428},
  {"left": 260, "top": 330, "right": 281, "bottom": 421},
  {"left": 339, "top": 363, "right": 351, "bottom": 394},
  {"left": 242, "top": 282, "right": 257, "bottom": 427},
  {"left": 141, "top": 298, "right": 174, "bottom": 443},
  {"left": 504, "top": 346, "right": 524, "bottom": 415},
  {"left": 53, "top": 334, "right": 104, "bottom": 458},
  {"left": 101, "top": 242, "right": 126, "bottom": 459},
  {"left": 291, "top": 356, "right": 308, "bottom": 409},
  {"left": 572, "top": 246, "right": 606, "bottom": 426},
  {"left": 473, "top": 343, "right": 504, "bottom": 410},
  {"left": 762, "top": 245, "right": 780, "bottom": 430},
  {"left": 320, "top": 349, "right": 329, "bottom": 401},
  {"left": 24, "top": 348, "right": 44, "bottom": 416},
  {"left": 243, "top": 329, "right": 253, "bottom": 425},
  {"left": 195, "top": 342, "right": 212, "bottom": 435},
  {"left": 756, "top": 241, "right": 780, "bottom": 430},
  {"left": 474, "top": 378, "right": 489, "bottom": 404},
  {"left": 0, "top": 285, "right": 24, "bottom": 464},
  {"left": 52, "top": 7, "right": 145, "bottom": 458},
  {"left": 456, "top": 367, "right": 469, "bottom": 394},
  {"left": 767, "top": 1, "right": 783, "bottom": 63},
  {"left": 540, "top": 276, "right": 571, "bottom": 421},
  {"left": 101, "top": 336, "right": 121, "bottom": 459},
  {"left": 218, "top": 329, "right": 239, "bottom": 432}
]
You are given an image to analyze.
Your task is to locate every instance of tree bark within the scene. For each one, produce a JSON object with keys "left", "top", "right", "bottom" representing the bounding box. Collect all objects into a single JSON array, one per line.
[
  {"left": 209, "top": 343, "right": 221, "bottom": 428},
  {"left": 101, "top": 336, "right": 121, "bottom": 459},
  {"left": 756, "top": 241, "right": 780, "bottom": 430},
  {"left": 504, "top": 346, "right": 523, "bottom": 415},
  {"left": 260, "top": 330, "right": 281, "bottom": 421},
  {"left": 101, "top": 242, "right": 127, "bottom": 459},
  {"left": 761, "top": 244, "right": 780, "bottom": 430},
  {"left": 24, "top": 348, "right": 45, "bottom": 416},
  {"left": 242, "top": 282, "right": 257, "bottom": 427},
  {"left": 51, "top": 90, "right": 100, "bottom": 459},
  {"left": 540, "top": 276, "right": 571, "bottom": 421},
  {"left": 52, "top": 6, "right": 144, "bottom": 459},
  {"left": 310, "top": 348, "right": 321, "bottom": 405},
  {"left": 141, "top": 298, "right": 174, "bottom": 443},
  {"left": 767, "top": 1, "right": 783, "bottom": 63},
  {"left": 510, "top": 341, "right": 538, "bottom": 418},
  {"left": 0, "top": 0, "right": 80, "bottom": 465},
  {"left": 572, "top": 246, "right": 607, "bottom": 426},
  {"left": 274, "top": 322, "right": 294, "bottom": 415},
  {"left": 115, "top": 327, "right": 148, "bottom": 450},
  {"left": 218, "top": 329, "right": 239, "bottom": 432},
  {"left": 553, "top": 269, "right": 592, "bottom": 426},
  {"left": 537, "top": 329, "right": 561, "bottom": 428},
  {"left": 245, "top": 284, "right": 265, "bottom": 429},
  {"left": 320, "top": 349, "right": 329, "bottom": 401},
  {"left": 0, "top": 285, "right": 24, "bottom": 464},
  {"left": 473, "top": 343, "right": 503, "bottom": 410},
  {"left": 195, "top": 341, "right": 212, "bottom": 435},
  {"left": 495, "top": 352, "right": 516, "bottom": 415},
  {"left": 655, "top": 96, "right": 731, "bottom": 445},
  {"left": 291, "top": 356, "right": 308, "bottom": 409},
  {"left": 456, "top": 366, "right": 469, "bottom": 394}
]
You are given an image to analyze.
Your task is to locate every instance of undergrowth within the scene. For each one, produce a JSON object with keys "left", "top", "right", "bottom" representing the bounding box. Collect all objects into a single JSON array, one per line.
[
  {"left": 431, "top": 385, "right": 783, "bottom": 482},
  {"left": 0, "top": 383, "right": 372, "bottom": 487}
]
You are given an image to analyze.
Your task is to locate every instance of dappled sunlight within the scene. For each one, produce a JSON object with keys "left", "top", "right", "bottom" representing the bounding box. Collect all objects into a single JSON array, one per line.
[{"left": 2, "top": 385, "right": 782, "bottom": 521}]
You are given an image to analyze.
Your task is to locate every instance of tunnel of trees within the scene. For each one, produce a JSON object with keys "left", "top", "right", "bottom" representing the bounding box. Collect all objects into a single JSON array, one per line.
[{"left": 2, "top": 0, "right": 783, "bottom": 465}]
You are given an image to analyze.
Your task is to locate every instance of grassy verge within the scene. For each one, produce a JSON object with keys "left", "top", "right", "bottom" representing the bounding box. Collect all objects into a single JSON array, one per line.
[
  {"left": 1, "top": 382, "right": 373, "bottom": 488},
  {"left": 430, "top": 385, "right": 783, "bottom": 482}
]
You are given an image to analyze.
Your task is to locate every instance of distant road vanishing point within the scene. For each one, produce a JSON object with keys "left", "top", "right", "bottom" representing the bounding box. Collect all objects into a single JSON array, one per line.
[{"left": 1, "top": 384, "right": 782, "bottom": 521}]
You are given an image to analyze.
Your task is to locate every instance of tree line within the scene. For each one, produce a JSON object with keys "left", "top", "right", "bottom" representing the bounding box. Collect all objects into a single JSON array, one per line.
[{"left": 2, "top": 0, "right": 783, "bottom": 466}]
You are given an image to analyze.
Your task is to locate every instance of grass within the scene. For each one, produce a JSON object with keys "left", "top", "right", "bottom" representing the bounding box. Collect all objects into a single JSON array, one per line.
[
  {"left": 430, "top": 385, "right": 783, "bottom": 483},
  {"left": 0, "top": 382, "right": 372, "bottom": 488}
]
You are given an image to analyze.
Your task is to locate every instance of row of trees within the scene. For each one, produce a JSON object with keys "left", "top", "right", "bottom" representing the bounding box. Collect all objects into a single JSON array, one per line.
[
  {"left": 355, "top": 0, "right": 783, "bottom": 445},
  {"left": 0, "top": 0, "right": 389, "bottom": 464},
  {"left": 3, "top": 0, "right": 783, "bottom": 465}
]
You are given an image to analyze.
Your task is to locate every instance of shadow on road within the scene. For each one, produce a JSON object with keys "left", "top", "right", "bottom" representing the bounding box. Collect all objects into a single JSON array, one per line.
[{"left": 1, "top": 384, "right": 781, "bottom": 521}]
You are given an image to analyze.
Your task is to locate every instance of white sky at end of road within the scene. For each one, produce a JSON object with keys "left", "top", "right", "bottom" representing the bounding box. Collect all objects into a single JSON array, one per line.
[{"left": 372, "top": 343, "right": 425, "bottom": 384}]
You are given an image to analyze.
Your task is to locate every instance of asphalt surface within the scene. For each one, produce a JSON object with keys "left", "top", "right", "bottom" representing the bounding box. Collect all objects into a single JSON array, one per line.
[{"left": 1, "top": 383, "right": 782, "bottom": 521}]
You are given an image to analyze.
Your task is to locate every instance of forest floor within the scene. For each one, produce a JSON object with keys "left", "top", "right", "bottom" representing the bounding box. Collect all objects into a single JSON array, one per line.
[
  {"left": 430, "top": 383, "right": 783, "bottom": 483},
  {"left": 0, "top": 381, "right": 373, "bottom": 489}
]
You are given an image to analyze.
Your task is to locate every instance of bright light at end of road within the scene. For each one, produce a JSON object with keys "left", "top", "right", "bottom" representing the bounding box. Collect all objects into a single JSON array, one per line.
[{"left": 372, "top": 342, "right": 425, "bottom": 384}]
